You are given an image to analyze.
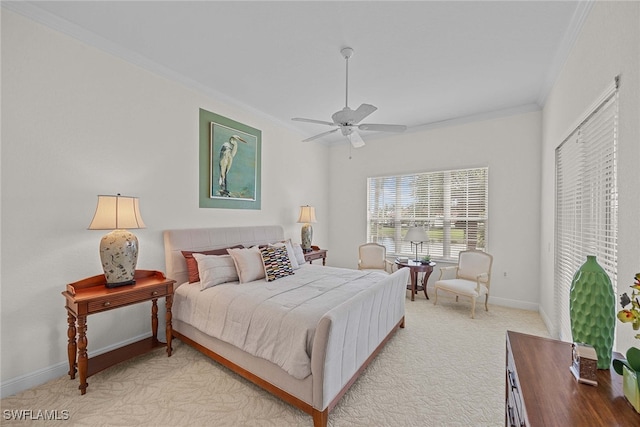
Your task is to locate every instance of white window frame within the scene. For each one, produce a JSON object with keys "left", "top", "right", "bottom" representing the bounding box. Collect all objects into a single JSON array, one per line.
[{"left": 367, "top": 167, "right": 489, "bottom": 262}]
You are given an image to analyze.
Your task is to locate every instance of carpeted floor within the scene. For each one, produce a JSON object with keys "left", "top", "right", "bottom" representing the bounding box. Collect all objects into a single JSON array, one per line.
[{"left": 1, "top": 294, "right": 549, "bottom": 426}]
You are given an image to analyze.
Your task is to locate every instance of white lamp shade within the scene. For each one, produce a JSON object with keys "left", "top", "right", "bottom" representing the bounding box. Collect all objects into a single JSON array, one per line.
[
  {"left": 404, "top": 226, "right": 428, "bottom": 242},
  {"left": 297, "top": 205, "right": 317, "bottom": 224},
  {"left": 88, "top": 195, "right": 146, "bottom": 230},
  {"left": 88, "top": 195, "right": 145, "bottom": 286}
]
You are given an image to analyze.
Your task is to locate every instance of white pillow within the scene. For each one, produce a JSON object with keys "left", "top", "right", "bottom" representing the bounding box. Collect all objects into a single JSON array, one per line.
[
  {"left": 270, "top": 239, "right": 300, "bottom": 270},
  {"left": 292, "top": 243, "right": 306, "bottom": 266},
  {"left": 192, "top": 253, "right": 239, "bottom": 290},
  {"left": 227, "top": 246, "right": 266, "bottom": 283}
]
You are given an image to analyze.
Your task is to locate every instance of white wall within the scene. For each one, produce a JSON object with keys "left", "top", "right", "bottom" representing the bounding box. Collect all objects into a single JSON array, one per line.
[
  {"left": 327, "top": 110, "right": 542, "bottom": 310},
  {"left": 540, "top": 2, "right": 640, "bottom": 351},
  {"left": 1, "top": 10, "right": 329, "bottom": 396},
  {"left": 4, "top": 1, "right": 639, "bottom": 399}
]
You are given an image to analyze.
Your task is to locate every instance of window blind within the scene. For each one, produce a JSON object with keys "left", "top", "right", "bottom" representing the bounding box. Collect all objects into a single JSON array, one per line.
[
  {"left": 554, "top": 84, "right": 618, "bottom": 342},
  {"left": 367, "top": 167, "right": 488, "bottom": 261}
]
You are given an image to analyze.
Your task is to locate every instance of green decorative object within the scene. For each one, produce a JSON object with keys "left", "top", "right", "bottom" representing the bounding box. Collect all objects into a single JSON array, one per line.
[
  {"left": 615, "top": 348, "right": 640, "bottom": 413},
  {"left": 569, "top": 255, "right": 616, "bottom": 369},
  {"left": 622, "top": 365, "right": 640, "bottom": 413}
]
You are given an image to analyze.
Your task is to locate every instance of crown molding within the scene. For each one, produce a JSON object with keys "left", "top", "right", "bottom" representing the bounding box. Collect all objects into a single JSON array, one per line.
[
  {"left": 400, "top": 103, "right": 542, "bottom": 137},
  {"left": 536, "top": 1, "right": 595, "bottom": 107},
  {"left": 1, "top": 1, "right": 299, "bottom": 133},
  {"left": 3, "top": 1, "right": 585, "bottom": 143}
]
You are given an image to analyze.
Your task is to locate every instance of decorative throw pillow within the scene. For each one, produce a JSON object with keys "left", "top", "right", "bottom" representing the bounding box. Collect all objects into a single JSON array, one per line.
[
  {"left": 270, "top": 239, "right": 300, "bottom": 270},
  {"left": 260, "top": 245, "right": 294, "bottom": 282},
  {"left": 192, "top": 253, "right": 239, "bottom": 290},
  {"left": 181, "top": 245, "right": 243, "bottom": 283},
  {"left": 292, "top": 243, "right": 306, "bottom": 266},
  {"left": 227, "top": 246, "right": 266, "bottom": 283}
]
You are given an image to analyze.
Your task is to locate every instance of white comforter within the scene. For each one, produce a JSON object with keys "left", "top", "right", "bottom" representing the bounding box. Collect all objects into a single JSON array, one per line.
[{"left": 173, "top": 265, "right": 392, "bottom": 379}]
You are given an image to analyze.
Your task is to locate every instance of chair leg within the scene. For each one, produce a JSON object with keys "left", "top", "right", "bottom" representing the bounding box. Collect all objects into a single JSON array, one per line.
[
  {"left": 471, "top": 298, "right": 476, "bottom": 319},
  {"left": 485, "top": 294, "right": 489, "bottom": 311},
  {"left": 455, "top": 295, "right": 459, "bottom": 302}
]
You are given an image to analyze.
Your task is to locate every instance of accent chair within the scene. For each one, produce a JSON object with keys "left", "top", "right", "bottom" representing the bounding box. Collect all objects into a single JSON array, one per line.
[
  {"left": 433, "top": 250, "right": 493, "bottom": 318},
  {"left": 358, "top": 243, "right": 394, "bottom": 274}
]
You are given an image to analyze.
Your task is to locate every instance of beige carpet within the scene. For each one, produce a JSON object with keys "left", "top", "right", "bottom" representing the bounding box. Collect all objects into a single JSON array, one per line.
[{"left": 1, "top": 294, "right": 549, "bottom": 426}]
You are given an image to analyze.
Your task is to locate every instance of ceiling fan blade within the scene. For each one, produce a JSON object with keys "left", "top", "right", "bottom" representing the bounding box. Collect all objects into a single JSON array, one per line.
[
  {"left": 351, "top": 104, "right": 378, "bottom": 123},
  {"left": 358, "top": 123, "right": 407, "bottom": 132},
  {"left": 348, "top": 130, "right": 365, "bottom": 148},
  {"left": 292, "top": 117, "right": 337, "bottom": 126},
  {"left": 302, "top": 128, "right": 339, "bottom": 142}
]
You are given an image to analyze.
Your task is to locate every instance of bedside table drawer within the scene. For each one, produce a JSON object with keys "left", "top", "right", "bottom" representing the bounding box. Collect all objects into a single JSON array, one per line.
[
  {"left": 304, "top": 248, "right": 327, "bottom": 265},
  {"left": 88, "top": 287, "right": 168, "bottom": 313}
]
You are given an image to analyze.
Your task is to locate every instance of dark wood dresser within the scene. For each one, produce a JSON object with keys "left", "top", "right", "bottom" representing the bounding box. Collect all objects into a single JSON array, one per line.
[{"left": 506, "top": 330, "right": 639, "bottom": 426}]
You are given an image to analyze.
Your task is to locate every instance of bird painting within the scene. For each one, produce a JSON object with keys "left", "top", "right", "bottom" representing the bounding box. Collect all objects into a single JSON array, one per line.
[{"left": 218, "top": 135, "right": 247, "bottom": 197}]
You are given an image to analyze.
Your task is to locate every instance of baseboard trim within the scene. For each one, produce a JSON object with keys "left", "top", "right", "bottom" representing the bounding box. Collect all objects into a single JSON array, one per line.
[
  {"left": 487, "top": 295, "right": 539, "bottom": 312},
  {"left": 537, "top": 305, "right": 556, "bottom": 338},
  {"left": 1, "top": 332, "right": 151, "bottom": 399},
  {"left": 426, "top": 286, "right": 540, "bottom": 312}
]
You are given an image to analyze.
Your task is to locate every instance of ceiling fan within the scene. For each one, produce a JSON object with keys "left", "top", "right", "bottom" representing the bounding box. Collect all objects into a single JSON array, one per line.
[{"left": 292, "top": 47, "right": 407, "bottom": 148}]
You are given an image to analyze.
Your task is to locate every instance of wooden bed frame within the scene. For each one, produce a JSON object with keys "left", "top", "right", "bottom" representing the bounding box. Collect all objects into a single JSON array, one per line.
[{"left": 164, "top": 226, "right": 408, "bottom": 426}]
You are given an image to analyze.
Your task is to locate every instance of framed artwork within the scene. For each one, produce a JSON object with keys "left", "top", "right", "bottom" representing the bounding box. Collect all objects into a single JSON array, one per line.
[{"left": 199, "top": 108, "right": 261, "bottom": 209}]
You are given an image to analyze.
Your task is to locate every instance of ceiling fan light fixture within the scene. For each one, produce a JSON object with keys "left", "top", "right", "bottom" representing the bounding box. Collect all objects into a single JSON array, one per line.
[{"left": 348, "top": 131, "right": 365, "bottom": 148}]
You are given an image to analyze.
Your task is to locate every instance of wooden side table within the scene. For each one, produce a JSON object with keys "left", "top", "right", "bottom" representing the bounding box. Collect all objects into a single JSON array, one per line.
[
  {"left": 62, "top": 270, "right": 175, "bottom": 395},
  {"left": 395, "top": 260, "right": 435, "bottom": 301},
  {"left": 304, "top": 245, "right": 327, "bottom": 265}
]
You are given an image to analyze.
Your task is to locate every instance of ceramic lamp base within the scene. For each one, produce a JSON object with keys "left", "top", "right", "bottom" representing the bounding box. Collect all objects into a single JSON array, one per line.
[
  {"left": 301, "top": 223, "right": 313, "bottom": 252},
  {"left": 99, "top": 229, "right": 138, "bottom": 286}
]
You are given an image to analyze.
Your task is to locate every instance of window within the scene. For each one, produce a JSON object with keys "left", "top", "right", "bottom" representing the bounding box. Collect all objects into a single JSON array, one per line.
[
  {"left": 367, "top": 167, "right": 488, "bottom": 262},
  {"left": 555, "top": 81, "right": 618, "bottom": 342}
]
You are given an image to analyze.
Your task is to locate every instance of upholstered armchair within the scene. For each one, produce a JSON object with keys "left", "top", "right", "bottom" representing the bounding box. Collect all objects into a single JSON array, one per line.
[
  {"left": 358, "top": 243, "right": 394, "bottom": 274},
  {"left": 433, "top": 250, "right": 493, "bottom": 318}
]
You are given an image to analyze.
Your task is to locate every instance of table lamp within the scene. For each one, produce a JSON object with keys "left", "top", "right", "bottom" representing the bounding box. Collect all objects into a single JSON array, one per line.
[
  {"left": 297, "top": 205, "right": 317, "bottom": 252},
  {"left": 88, "top": 194, "right": 146, "bottom": 288},
  {"left": 404, "top": 226, "right": 428, "bottom": 262}
]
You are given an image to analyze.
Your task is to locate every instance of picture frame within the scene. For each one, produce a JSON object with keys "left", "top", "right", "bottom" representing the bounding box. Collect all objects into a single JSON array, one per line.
[{"left": 199, "top": 108, "right": 261, "bottom": 209}]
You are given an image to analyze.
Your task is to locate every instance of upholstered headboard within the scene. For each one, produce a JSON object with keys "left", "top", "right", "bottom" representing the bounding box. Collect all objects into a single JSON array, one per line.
[{"left": 163, "top": 225, "right": 285, "bottom": 285}]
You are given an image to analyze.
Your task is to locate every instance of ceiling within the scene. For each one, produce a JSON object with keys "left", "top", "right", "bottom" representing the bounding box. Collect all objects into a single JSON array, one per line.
[{"left": 7, "top": 1, "right": 591, "bottom": 144}]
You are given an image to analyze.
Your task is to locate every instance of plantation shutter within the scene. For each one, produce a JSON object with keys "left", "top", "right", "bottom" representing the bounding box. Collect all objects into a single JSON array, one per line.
[
  {"left": 554, "top": 79, "right": 619, "bottom": 342},
  {"left": 367, "top": 167, "right": 488, "bottom": 262}
]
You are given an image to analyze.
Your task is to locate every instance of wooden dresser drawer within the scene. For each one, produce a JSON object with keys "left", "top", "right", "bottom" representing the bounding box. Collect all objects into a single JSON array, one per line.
[
  {"left": 506, "top": 343, "right": 526, "bottom": 427},
  {"left": 87, "top": 286, "right": 168, "bottom": 313}
]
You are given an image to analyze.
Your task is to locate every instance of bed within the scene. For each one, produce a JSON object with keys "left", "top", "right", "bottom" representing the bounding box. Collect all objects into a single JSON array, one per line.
[{"left": 163, "top": 225, "right": 409, "bottom": 426}]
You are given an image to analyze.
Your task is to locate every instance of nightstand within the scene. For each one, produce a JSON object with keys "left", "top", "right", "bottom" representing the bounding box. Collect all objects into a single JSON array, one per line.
[
  {"left": 394, "top": 260, "right": 435, "bottom": 301},
  {"left": 62, "top": 270, "right": 175, "bottom": 395},
  {"left": 304, "top": 245, "right": 327, "bottom": 265}
]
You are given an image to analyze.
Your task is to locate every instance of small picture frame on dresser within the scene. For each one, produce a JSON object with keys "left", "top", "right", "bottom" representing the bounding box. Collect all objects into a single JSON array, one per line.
[{"left": 570, "top": 342, "right": 598, "bottom": 386}]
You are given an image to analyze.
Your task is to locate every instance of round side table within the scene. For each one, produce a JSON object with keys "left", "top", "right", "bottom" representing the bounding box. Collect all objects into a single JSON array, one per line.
[{"left": 395, "top": 260, "right": 436, "bottom": 301}]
